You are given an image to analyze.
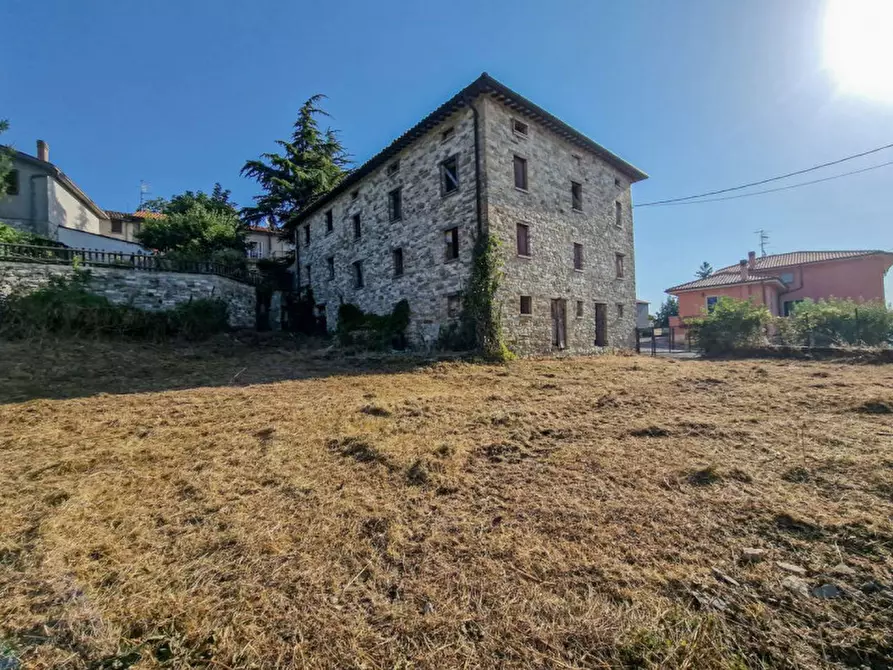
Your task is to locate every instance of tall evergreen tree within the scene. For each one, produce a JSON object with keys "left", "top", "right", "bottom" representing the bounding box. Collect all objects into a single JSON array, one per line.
[
  {"left": 241, "top": 95, "right": 350, "bottom": 232},
  {"left": 0, "top": 120, "right": 13, "bottom": 200},
  {"left": 696, "top": 261, "right": 713, "bottom": 279}
]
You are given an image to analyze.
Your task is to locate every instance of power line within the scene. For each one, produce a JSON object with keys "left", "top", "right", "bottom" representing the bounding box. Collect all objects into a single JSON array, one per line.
[
  {"left": 638, "top": 159, "right": 893, "bottom": 207},
  {"left": 636, "top": 141, "right": 893, "bottom": 207}
]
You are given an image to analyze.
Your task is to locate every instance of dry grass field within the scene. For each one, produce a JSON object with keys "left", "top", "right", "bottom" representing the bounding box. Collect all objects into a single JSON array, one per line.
[{"left": 1, "top": 337, "right": 892, "bottom": 669}]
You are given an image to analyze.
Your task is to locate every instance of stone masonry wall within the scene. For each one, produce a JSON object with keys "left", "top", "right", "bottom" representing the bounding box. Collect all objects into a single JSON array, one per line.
[
  {"left": 0, "top": 262, "right": 256, "bottom": 328},
  {"left": 480, "top": 96, "right": 638, "bottom": 355},
  {"left": 298, "top": 107, "right": 479, "bottom": 349}
]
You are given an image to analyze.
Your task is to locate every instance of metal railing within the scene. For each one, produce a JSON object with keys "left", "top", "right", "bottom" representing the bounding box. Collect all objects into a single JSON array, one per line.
[{"left": 0, "top": 243, "right": 263, "bottom": 286}]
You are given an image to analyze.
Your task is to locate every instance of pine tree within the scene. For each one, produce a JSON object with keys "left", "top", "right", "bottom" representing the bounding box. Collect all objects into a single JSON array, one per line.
[
  {"left": 0, "top": 120, "right": 13, "bottom": 200},
  {"left": 241, "top": 95, "right": 350, "bottom": 232},
  {"left": 696, "top": 261, "right": 713, "bottom": 279}
]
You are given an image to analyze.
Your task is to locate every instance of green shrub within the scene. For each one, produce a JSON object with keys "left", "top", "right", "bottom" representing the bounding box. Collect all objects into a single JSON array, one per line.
[
  {"left": 687, "top": 297, "right": 770, "bottom": 355},
  {"left": 0, "top": 270, "right": 229, "bottom": 341},
  {"left": 0, "top": 221, "right": 65, "bottom": 248},
  {"left": 784, "top": 298, "right": 892, "bottom": 347},
  {"left": 336, "top": 299, "right": 410, "bottom": 350},
  {"left": 168, "top": 299, "right": 229, "bottom": 339}
]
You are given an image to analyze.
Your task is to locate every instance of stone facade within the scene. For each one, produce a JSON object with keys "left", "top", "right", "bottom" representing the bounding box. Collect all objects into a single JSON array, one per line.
[
  {"left": 296, "top": 76, "right": 644, "bottom": 355},
  {"left": 0, "top": 262, "right": 256, "bottom": 328},
  {"left": 299, "top": 108, "right": 478, "bottom": 349},
  {"left": 480, "top": 97, "right": 637, "bottom": 355}
]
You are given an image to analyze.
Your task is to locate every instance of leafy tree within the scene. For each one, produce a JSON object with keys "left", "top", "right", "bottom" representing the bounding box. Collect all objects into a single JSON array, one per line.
[
  {"left": 0, "top": 119, "right": 13, "bottom": 200},
  {"left": 136, "top": 202, "right": 246, "bottom": 261},
  {"left": 688, "top": 297, "right": 770, "bottom": 355},
  {"left": 654, "top": 297, "right": 678, "bottom": 327},
  {"left": 138, "top": 183, "right": 237, "bottom": 216},
  {"left": 696, "top": 261, "right": 713, "bottom": 279},
  {"left": 241, "top": 95, "right": 350, "bottom": 232}
]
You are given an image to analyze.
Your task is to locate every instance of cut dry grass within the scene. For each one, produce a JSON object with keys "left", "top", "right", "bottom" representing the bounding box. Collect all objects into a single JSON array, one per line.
[{"left": 1, "top": 339, "right": 892, "bottom": 668}]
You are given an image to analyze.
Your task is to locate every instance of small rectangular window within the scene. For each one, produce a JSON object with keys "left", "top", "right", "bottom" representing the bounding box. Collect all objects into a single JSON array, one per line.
[
  {"left": 132, "top": 222, "right": 141, "bottom": 235},
  {"left": 325, "top": 209, "right": 333, "bottom": 234},
  {"left": 520, "top": 295, "right": 532, "bottom": 315},
  {"left": 4, "top": 169, "right": 19, "bottom": 196},
  {"left": 306, "top": 264, "right": 312, "bottom": 284},
  {"left": 513, "top": 155, "right": 528, "bottom": 190},
  {"left": 780, "top": 272, "right": 794, "bottom": 285},
  {"left": 615, "top": 253, "right": 625, "bottom": 278},
  {"left": 441, "top": 155, "right": 459, "bottom": 195},
  {"left": 706, "top": 296, "right": 719, "bottom": 313},
  {"left": 444, "top": 227, "right": 459, "bottom": 261},
  {"left": 614, "top": 177, "right": 622, "bottom": 188},
  {"left": 615, "top": 201, "right": 623, "bottom": 227},
  {"left": 576, "top": 301, "right": 584, "bottom": 318},
  {"left": 353, "top": 260, "right": 364, "bottom": 289},
  {"left": 441, "top": 127, "right": 455, "bottom": 142},
  {"left": 512, "top": 119, "right": 528, "bottom": 137},
  {"left": 617, "top": 303, "right": 624, "bottom": 318},
  {"left": 447, "top": 293, "right": 462, "bottom": 318},
  {"left": 304, "top": 225, "right": 310, "bottom": 246},
  {"left": 352, "top": 213, "right": 361, "bottom": 239},
  {"left": 387, "top": 160, "right": 400, "bottom": 177},
  {"left": 516, "top": 222, "right": 530, "bottom": 257},
  {"left": 572, "top": 182, "right": 583, "bottom": 211},
  {"left": 327, "top": 256, "right": 335, "bottom": 280},
  {"left": 111, "top": 219, "right": 123, "bottom": 234},
  {"left": 351, "top": 189, "right": 359, "bottom": 200},
  {"left": 573, "top": 243, "right": 584, "bottom": 271},
  {"left": 389, "top": 188, "right": 402, "bottom": 222},
  {"left": 393, "top": 248, "right": 404, "bottom": 277}
]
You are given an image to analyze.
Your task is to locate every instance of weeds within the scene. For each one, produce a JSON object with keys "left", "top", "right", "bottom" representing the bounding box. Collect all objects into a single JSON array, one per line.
[{"left": 0, "top": 271, "right": 228, "bottom": 340}]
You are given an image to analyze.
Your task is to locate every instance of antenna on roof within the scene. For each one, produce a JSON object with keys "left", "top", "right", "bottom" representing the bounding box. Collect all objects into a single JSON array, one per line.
[
  {"left": 139, "top": 180, "right": 150, "bottom": 210},
  {"left": 755, "top": 229, "right": 770, "bottom": 256}
]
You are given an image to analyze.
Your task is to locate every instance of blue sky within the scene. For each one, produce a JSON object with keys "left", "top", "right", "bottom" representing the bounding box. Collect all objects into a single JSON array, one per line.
[{"left": 2, "top": 0, "right": 891, "bottom": 306}]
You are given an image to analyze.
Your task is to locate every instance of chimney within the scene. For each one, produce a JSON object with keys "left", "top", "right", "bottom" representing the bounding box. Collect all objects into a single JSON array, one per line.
[
  {"left": 36, "top": 140, "right": 49, "bottom": 162},
  {"left": 739, "top": 260, "right": 748, "bottom": 281},
  {"left": 748, "top": 251, "right": 756, "bottom": 268}
]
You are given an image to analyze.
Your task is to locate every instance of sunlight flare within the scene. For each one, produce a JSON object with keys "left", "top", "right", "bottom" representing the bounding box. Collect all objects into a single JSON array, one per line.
[{"left": 824, "top": 0, "right": 893, "bottom": 103}]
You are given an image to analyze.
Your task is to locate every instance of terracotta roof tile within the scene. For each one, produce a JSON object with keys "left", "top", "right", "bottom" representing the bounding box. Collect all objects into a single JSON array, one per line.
[
  {"left": 714, "top": 250, "right": 888, "bottom": 274},
  {"left": 666, "top": 273, "right": 786, "bottom": 293},
  {"left": 105, "top": 210, "right": 163, "bottom": 220}
]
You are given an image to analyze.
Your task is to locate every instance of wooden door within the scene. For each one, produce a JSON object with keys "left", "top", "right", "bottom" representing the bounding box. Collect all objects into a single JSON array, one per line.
[
  {"left": 595, "top": 302, "right": 607, "bottom": 347},
  {"left": 551, "top": 299, "right": 567, "bottom": 350}
]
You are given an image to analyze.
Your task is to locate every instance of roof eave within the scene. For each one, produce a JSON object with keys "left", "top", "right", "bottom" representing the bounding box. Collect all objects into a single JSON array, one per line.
[
  {"left": 666, "top": 277, "right": 786, "bottom": 294},
  {"left": 294, "top": 72, "right": 647, "bottom": 224},
  {"left": 12, "top": 150, "right": 110, "bottom": 221}
]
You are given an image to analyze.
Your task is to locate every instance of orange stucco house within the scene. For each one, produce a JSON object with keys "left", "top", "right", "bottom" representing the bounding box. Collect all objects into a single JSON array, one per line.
[{"left": 666, "top": 250, "right": 893, "bottom": 327}]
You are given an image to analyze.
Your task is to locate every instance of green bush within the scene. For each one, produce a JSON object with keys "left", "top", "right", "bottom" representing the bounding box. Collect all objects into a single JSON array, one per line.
[
  {"left": 0, "top": 271, "right": 229, "bottom": 341},
  {"left": 0, "top": 221, "right": 65, "bottom": 248},
  {"left": 784, "top": 299, "right": 892, "bottom": 347},
  {"left": 687, "top": 297, "right": 770, "bottom": 355},
  {"left": 336, "top": 299, "right": 410, "bottom": 350}
]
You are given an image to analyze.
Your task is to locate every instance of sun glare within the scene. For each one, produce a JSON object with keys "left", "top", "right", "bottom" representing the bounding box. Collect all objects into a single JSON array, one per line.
[{"left": 824, "top": 0, "right": 893, "bottom": 103}]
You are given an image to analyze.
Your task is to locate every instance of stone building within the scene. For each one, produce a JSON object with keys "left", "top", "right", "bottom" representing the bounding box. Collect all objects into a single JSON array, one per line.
[{"left": 295, "top": 73, "right": 647, "bottom": 354}]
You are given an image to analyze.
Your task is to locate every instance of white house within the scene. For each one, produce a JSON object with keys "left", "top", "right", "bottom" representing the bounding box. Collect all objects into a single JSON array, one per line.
[{"left": 1, "top": 140, "right": 148, "bottom": 254}]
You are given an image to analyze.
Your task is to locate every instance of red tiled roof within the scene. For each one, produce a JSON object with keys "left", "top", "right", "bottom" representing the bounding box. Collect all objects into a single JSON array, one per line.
[
  {"left": 105, "top": 210, "right": 164, "bottom": 221},
  {"left": 714, "top": 250, "right": 888, "bottom": 274},
  {"left": 666, "top": 273, "right": 786, "bottom": 293}
]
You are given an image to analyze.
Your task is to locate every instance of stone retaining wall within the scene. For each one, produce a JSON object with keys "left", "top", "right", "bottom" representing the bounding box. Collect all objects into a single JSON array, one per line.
[{"left": 0, "top": 262, "right": 256, "bottom": 328}]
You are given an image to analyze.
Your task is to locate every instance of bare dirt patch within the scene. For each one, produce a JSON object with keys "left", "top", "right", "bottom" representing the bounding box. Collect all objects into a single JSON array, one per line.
[{"left": 1, "top": 340, "right": 892, "bottom": 668}]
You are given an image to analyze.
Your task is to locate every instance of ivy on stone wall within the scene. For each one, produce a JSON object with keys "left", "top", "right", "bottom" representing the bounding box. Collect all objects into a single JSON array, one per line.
[{"left": 459, "top": 234, "right": 515, "bottom": 362}]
